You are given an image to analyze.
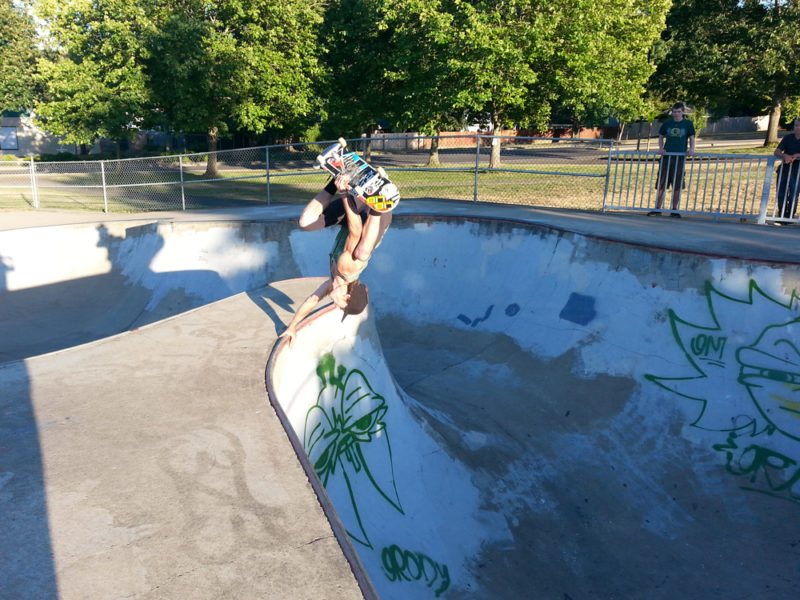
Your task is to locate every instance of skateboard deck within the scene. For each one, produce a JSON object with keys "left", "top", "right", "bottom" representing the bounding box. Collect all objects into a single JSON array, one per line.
[{"left": 315, "top": 138, "right": 400, "bottom": 212}]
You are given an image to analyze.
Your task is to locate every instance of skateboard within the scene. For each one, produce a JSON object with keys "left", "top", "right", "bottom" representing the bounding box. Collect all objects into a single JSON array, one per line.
[{"left": 315, "top": 138, "right": 400, "bottom": 212}]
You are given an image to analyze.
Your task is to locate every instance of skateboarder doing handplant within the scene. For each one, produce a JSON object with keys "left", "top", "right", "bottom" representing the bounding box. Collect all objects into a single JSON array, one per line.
[
  {"left": 280, "top": 176, "right": 390, "bottom": 346},
  {"left": 299, "top": 174, "right": 392, "bottom": 262}
]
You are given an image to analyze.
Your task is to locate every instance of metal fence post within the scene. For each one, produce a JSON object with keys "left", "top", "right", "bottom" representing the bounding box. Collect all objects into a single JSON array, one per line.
[
  {"left": 100, "top": 160, "right": 108, "bottom": 213},
  {"left": 757, "top": 155, "right": 776, "bottom": 224},
  {"left": 265, "top": 145, "right": 271, "bottom": 205},
  {"left": 602, "top": 141, "right": 615, "bottom": 211},
  {"left": 179, "top": 154, "right": 186, "bottom": 210},
  {"left": 474, "top": 134, "right": 481, "bottom": 202},
  {"left": 29, "top": 156, "right": 39, "bottom": 208}
]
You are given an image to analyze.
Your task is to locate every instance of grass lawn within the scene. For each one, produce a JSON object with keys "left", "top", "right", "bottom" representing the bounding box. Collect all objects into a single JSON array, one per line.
[{"left": 0, "top": 145, "right": 778, "bottom": 215}]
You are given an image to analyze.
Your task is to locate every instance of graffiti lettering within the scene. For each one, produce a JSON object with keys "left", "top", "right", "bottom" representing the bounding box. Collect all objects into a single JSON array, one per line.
[
  {"left": 647, "top": 279, "right": 800, "bottom": 508},
  {"left": 713, "top": 433, "right": 800, "bottom": 504},
  {"left": 381, "top": 544, "right": 451, "bottom": 597},
  {"left": 691, "top": 334, "right": 726, "bottom": 362}
]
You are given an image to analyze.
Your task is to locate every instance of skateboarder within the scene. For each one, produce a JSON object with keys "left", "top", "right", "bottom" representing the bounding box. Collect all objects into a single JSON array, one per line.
[
  {"left": 298, "top": 173, "right": 392, "bottom": 263},
  {"left": 280, "top": 177, "right": 386, "bottom": 346}
]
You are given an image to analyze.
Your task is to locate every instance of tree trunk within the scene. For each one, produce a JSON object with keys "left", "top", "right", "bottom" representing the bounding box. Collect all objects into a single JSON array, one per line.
[
  {"left": 364, "top": 135, "right": 373, "bottom": 161},
  {"left": 765, "top": 97, "right": 783, "bottom": 147},
  {"left": 427, "top": 132, "right": 441, "bottom": 167},
  {"left": 205, "top": 126, "right": 219, "bottom": 178}
]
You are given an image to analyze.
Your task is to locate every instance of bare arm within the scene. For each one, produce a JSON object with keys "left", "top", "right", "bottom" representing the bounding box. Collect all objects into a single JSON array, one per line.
[
  {"left": 342, "top": 193, "right": 364, "bottom": 256},
  {"left": 278, "top": 278, "right": 333, "bottom": 346},
  {"left": 298, "top": 186, "right": 336, "bottom": 231},
  {"left": 353, "top": 211, "right": 391, "bottom": 262},
  {"left": 687, "top": 135, "right": 695, "bottom": 156},
  {"left": 775, "top": 144, "right": 796, "bottom": 164}
]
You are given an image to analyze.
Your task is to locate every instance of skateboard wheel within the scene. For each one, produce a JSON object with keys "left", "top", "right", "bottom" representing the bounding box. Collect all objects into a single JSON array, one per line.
[
  {"left": 377, "top": 167, "right": 387, "bottom": 178},
  {"left": 337, "top": 137, "right": 347, "bottom": 148}
]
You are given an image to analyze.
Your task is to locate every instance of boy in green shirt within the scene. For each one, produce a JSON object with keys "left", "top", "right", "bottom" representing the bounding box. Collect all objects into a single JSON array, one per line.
[{"left": 649, "top": 102, "right": 696, "bottom": 217}]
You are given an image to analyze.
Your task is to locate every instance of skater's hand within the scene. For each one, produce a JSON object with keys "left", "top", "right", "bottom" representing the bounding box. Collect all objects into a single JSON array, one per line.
[
  {"left": 334, "top": 174, "right": 349, "bottom": 193},
  {"left": 330, "top": 277, "right": 351, "bottom": 310},
  {"left": 279, "top": 325, "right": 298, "bottom": 347}
]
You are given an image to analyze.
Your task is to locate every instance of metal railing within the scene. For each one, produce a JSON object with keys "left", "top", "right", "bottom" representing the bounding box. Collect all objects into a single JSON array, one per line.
[
  {"left": 1, "top": 135, "right": 795, "bottom": 225},
  {"left": 604, "top": 150, "right": 799, "bottom": 224}
]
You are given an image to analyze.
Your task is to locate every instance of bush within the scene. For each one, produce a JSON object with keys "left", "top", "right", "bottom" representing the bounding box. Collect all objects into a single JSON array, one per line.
[{"left": 38, "top": 151, "right": 80, "bottom": 161}]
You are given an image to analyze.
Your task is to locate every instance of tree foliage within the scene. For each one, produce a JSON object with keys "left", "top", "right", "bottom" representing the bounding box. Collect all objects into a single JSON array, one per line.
[
  {"left": 0, "top": 0, "right": 42, "bottom": 112},
  {"left": 30, "top": 0, "right": 675, "bottom": 159},
  {"left": 334, "top": 0, "right": 669, "bottom": 166},
  {"left": 317, "top": 0, "right": 393, "bottom": 139},
  {"left": 34, "top": 0, "right": 153, "bottom": 146},
  {"left": 34, "top": 0, "right": 325, "bottom": 159},
  {"left": 145, "top": 0, "right": 326, "bottom": 146},
  {"left": 650, "top": 0, "right": 800, "bottom": 144}
]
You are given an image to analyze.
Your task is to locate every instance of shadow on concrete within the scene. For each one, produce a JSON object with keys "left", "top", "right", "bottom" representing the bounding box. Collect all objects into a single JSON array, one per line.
[{"left": 0, "top": 258, "right": 58, "bottom": 597}]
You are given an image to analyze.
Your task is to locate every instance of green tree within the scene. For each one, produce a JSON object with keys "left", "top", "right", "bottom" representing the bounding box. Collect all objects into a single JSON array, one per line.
[
  {"left": 34, "top": 0, "right": 152, "bottom": 152},
  {"left": 440, "top": 0, "right": 669, "bottom": 166},
  {"left": 550, "top": 0, "right": 671, "bottom": 129},
  {"left": 35, "top": 0, "right": 324, "bottom": 167},
  {"left": 146, "top": 0, "right": 326, "bottom": 174},
  {"left": 377, "top": 0, "right": 464, "bottom": 165},
  {"left": 318, "top": 0, "right": 393, "bottom": 148},
  {"left": 650, "top": 0, "right": 800, "bottom": 146},
  {"left": 0, "top": 0, "right": 40, "bottom": 112}
]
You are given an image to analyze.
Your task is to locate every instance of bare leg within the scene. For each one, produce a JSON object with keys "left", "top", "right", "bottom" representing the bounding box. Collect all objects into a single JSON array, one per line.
[
  {"left": 671, "top": 187, "right": 681, "bottom": 210},
  {"left": 655, "top": 187, "right": 665, "bottom": 210}
]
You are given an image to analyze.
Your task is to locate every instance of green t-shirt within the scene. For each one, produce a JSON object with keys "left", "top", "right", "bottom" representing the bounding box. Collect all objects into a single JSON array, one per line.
[{"left": 659, "top": 118, "right": 695, "bottom": 153}]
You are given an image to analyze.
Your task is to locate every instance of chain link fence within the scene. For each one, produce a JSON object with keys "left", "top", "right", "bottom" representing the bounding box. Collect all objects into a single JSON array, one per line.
[
  {"left": 0, "top": 135, "right": 612, "bottom": 214},
  {"left": 2, "top": 135, "right": 793, "bottom": 224}
]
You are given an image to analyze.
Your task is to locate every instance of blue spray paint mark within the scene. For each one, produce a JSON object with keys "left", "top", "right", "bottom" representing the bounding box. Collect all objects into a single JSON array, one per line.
[
  {"left": 559, "top": 293, "right": 597, "bottom": 325},
  {"left": 457, "top": 305, "right": 494, "bottom": 327}
]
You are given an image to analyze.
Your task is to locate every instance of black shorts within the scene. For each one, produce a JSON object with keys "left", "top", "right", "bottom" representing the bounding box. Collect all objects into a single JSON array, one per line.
[
  {"left": 322, "top": 194, "right": 368, "bottom": 228},
  {"left": 656, "top": 155, "right": 686, "bottom": 190},
  {"left": 323, "top": 197, "right": 346, "bottom": 227}
]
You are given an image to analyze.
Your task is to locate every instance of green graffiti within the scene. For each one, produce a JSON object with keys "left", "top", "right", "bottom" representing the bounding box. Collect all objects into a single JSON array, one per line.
[
  {"left": 304, "top": 356, "right": 454, "bottom": 598},
  {"left": 737, "top": 323, "right": 800, "bottom": 441},
  {"left": 382, "top": 544, "right": 451, "bottom": 597},
  {"left": 713, "top": 432, "right": 800, "bottom": 504},
  {"left": 304, "top": 353, "right": 403, "bottom": 548},
  {"left": 646, "top": 279, "right": 800, "bottom": 504}
]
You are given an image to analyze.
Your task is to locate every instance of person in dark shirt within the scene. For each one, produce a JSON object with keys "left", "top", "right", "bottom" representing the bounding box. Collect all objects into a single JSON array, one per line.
[
  {"left": 773, "top": 118, "right": 800, "bottom": 223},
  {"left": 649, "top": 102, "right": 696, "bottom": 218}
]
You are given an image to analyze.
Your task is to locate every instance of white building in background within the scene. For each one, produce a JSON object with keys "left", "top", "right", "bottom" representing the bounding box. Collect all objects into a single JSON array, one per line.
[{"left": 0, "top": 110, "right": 77, "bottom": 157}]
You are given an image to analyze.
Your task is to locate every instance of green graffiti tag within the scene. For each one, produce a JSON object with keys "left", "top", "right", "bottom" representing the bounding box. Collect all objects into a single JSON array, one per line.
[
  {"left": 304, "top": 355, "right": 453, "bottom": 598},
  {"left": 713, "top": 432, "right": 800, "bottom": 504},
  {"left": 382, "top": 544, "right": 451, "bottom": 597},
  {"left": 304, "top": 354, "right": 403, "bottom": 548},
  {"left": 646, "top": 280, "right": 800, "bottom": 504}
]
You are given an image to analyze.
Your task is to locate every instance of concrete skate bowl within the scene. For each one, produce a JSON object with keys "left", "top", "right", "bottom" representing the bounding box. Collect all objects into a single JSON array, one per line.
[
  {"left": 268, "top": 216, "right": 800, "bottom": 600},
  {"left": 0, "top": 218, "right": 324, "bottom": 361}
]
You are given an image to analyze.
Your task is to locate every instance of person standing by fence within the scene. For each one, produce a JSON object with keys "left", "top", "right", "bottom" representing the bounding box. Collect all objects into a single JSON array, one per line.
[
  {"left": 773, "top": 118, "right": 800, "bottom": 224},
  {"left": 649, "top": 102, "right": 696, "bottom": 218}
]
